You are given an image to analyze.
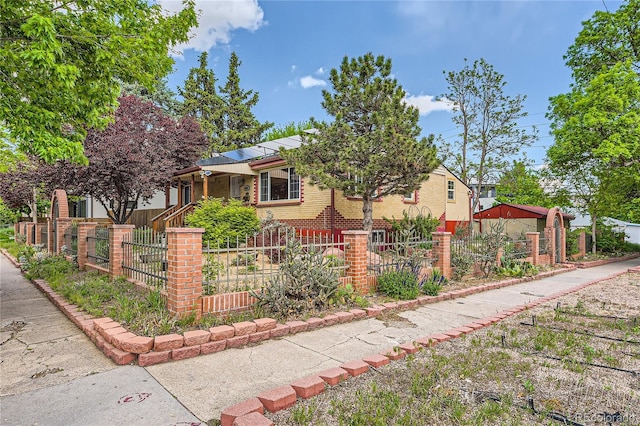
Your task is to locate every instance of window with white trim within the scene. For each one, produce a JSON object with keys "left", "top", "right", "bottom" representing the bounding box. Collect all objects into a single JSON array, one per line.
[
  {"left": 447, "top": 180, "right": 455, "bottom": 201},
  {"left": 259, "top": 167, "right": 300, "bottom": 202},
  {"left": 404, "top": 191, "right": 415, "bottom": 202}
]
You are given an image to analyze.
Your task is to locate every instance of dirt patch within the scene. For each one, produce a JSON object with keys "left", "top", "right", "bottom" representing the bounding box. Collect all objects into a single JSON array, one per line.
[{"left": 268, "top": 273, "right": 640, "bottom": 425}]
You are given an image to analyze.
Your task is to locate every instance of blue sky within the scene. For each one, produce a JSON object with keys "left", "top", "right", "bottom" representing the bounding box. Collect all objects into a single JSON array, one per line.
[{"left": 160, "top": 0, "right": 623, "bottom": 167}]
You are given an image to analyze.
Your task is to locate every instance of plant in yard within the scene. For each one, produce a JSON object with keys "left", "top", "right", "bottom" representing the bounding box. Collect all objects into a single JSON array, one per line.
[
  {"left": 418, "top": 268, "right": 448, "bottom": 296},
  {"left": 496, "top": 258, "right": 539, "bottom": 278},
  {"left": 251, "top": 236, "right": 340, "bottom": 318},
  {"left": 377, "top": 265, "right": 420, "bottom": 300},
  {"left": 451, "top": 249, "right": 475, "bottom": 281},
  {"left": 186, "top": 198, "right": 260, "bottom": 247},
  {"left": 477, "top": 219, "right": 510, "bottom": 278}
]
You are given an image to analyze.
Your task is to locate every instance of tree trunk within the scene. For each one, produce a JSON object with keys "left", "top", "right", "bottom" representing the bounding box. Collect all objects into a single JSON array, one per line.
[
  {"left": 362, "top": 197, "right": 373, "bottom": 232},
  {"left": 591, "top": 213, "right": 597, "bottom": 254}
]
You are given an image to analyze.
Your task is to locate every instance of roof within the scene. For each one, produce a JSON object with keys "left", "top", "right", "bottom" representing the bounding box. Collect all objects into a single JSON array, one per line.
[{"left": 474, "top": 203, "right": 575, "bottom": 220}]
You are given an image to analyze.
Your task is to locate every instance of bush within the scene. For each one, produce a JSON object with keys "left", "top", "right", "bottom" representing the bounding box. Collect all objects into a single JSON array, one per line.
[
  {"left": 384, "top": 209, "right": 441, "bottom": 240},
  {"left": 451, "top": 250, "right": 475, "bottom": 281},
  {"left": 251, "top": 236, "right": 340, "bottom": 318},
  {"left": 418, "top": 268, "right": 447, "bottom": 296},
  {"left": 496, "top": 257, "right": 538, "bottom": 278},
  {"left": 377, "top": 266, "right": 420, "bottom": 300},
  {"left": 22, "top": 251, "right": 76, "bottom": 281},
  {"left": 185, "top": 198, "right": 260, "bottom": 247}
]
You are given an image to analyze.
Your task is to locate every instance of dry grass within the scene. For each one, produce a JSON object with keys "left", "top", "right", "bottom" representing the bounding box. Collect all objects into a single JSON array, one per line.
[{"left": 268, "top": 273, "right": 640, "bottom": 425}]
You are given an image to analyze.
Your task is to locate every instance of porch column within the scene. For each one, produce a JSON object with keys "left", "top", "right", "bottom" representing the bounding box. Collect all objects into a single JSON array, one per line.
[
  {"left": 165, "top": 183, "right": 171, "bottom": 209},
  {"left": 177, "top": 179, "right": 183, "bottom": 208},
  {"left": 190, "top": 174, "right": 196, "bottom": 203},
  {"left": 202, "top": 175, "right": 209, "bottom": 200}
]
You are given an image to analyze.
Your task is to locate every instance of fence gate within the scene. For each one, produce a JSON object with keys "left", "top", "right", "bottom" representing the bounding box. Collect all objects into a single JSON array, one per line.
[{"left": 52, "top": 202, "right": 59, "bottom": 253}]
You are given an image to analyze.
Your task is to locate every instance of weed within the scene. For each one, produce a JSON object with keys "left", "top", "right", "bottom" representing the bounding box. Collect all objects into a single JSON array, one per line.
[{"left": 290, "top": 401, "right": 318, "bottom": 425}]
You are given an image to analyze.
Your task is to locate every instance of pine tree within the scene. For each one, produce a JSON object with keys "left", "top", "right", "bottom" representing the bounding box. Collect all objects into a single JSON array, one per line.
[{"left": 217, "top": 52, "right": 272, "bottom": 152}]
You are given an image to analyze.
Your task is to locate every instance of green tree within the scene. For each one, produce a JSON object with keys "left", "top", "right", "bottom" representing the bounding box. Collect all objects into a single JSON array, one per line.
[
  {"left": 282, "top": 53, "right": 439, "bottom": 232},
  {"left": 546, "top": 62, "right": 640, "bottom": 251},
  {"left": 440, "top": 58, "right": 537, "bottom": 214},
  {"left": 0, "top": 0, "right": 197, "bottom": 164},
  {"left": 495, "top": 160, "right": 556, "bottom": 208},
  {"left": 120, "top": 78, "right": 182, "bottom": 118},
  {"left": 565, "top": 0, "right": 640, "bottom": 85},
  {"left": 217, "top": 52, "right": 272, "bottom": 152},
  {"left": 179, "top": 52, "right": 224, "bottom": 155},
  {"left": 263, "top": 121, "right": 313, "bottom": 141}
]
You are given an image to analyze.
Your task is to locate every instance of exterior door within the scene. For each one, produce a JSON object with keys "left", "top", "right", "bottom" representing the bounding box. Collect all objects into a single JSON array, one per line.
[{"left": 230, "top": 176, "right": 243, "bottom": 200}]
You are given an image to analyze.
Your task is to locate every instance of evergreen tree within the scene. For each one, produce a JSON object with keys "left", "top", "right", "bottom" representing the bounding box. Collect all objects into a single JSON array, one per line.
[
  {"left": 218, "top": 52, "right": 272, "bottom": 152},
  {"left": 282, "top": 53, "right": 439, "bottom": 232},
  {"left": 179, "top": 52, "right": 224, "bottom": 156}
]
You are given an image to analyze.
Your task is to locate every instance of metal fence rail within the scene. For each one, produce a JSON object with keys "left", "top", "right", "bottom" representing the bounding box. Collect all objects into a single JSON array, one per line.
[
  {"left": 63, "top": 223, "right": 78, "bottom": 256},
  {"left": 367, "top": 230, "right": 438, "bottom": 276},
  {"left": 202, "top": 229, "right": 348, "bottom": 295},
  {"left": 122, "top": 228, "right": 167, "bottom": 290},
  {"left": 40, "top": 224, "right": 48, "bottom": 248},
  {"left": 87, "top": 225, "right": 109, "bottom": 268},
  {"left": 539, "top": 236, "right": 550, "bottom": 255},
  {"left": 502, "top": 235, "right": 530, "bottom": 260}
]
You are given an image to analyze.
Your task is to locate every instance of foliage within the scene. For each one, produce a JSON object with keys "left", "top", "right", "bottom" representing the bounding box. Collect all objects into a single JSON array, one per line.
[
  {"left": 495, "top": 161, "right": 559, "bottom": 208},
  {"left": 477, "top": 219, "right": 510, "bottom": 278},
  {"left": 593, "top": 221, "right": 627, "bottom": 253},
  {"left": 565, "top": 228, "right": 582, "bottom": 256},
  {"left": 71, "top": 95, "right": 208, "bottom": 224},
  {"left": 420, "top": 268, "right": 448, "bottom": 296},
  {"left": 282, "top": 53, "right": 440, "bottom": 232},
  {"left": 120, "top": 79, "right": 182, "bottom": 118},
  {"left": 180, "top": 52, "right": 272, "bottom": 156},
  {"left": 186, "top": 198, "right": 260, "bottom": 246},
  {"left": 263, "top": 121, "right": 313, "bottom": 141},
  {"left": 496, "top": 258, "right": 539, "bottom": 278},
  {"left": 546, "top": 62, "right": 640, "bottom": 247},
  {"left": 377, "top": 267, "right": 420, "bottom": 300},
  {"left": 439, "top": 58, "right": 537, "bottom": 215},
  {"left": 330, "top": 284, "right": 369, "bottom": 308},
  {"left": 0, "top": 199, "right": 19, "bottom": 224},
  {"left": 257, "top": 211, "right": 294, "bottom": 264},
  {"left": 0, "top": 0, "right": 197, "bottom": 163},
  {"left": 251, "top": 237, "right": 340, "bottom": 318},
  {"left": 384, "top": 209, "right": 441, "bottom": 240},
  {"left": 451, "top": 248, "right": 475, "bottom": 281},
  {"left": 22, "top": 251, "right": 76, "bottom": 281}
]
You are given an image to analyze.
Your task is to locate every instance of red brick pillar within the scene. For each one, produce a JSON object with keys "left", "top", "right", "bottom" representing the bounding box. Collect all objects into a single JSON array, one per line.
[
  {"left": 14, "top": 222, "right": 19, "bottom": 238},
  {"left": 25, "top": 222, "right": 35, "bottom": 246},
  {"left": 545, "top": 227, "right": 555, "bottom": 265},
  {"left": 526, "top": 232, "right": 540, "bottom": 265},
  {"left": 577, "top": 231, "right": 586, "bottom": 258},
  {"left": 108, "top": 224, "right": 134, "bottom": 279},
  {"left": 77, "top": 222, "right": 98, "bottom": 270},
  {"left": 342, "top": 230, "right": 369, "bottom": 295},
  {"left": 56, "top": 218, "right": 72, "bottom": 255},
  {"left": 34, "top": 223, "right": 46, "bottom": 246},
  {"left": 432, "top": 232, "right": 452, "bottom": 279},
  {"left": 560, "top": 227, "right": 567, "bottom": 263},
  {"left": 166, "top": 227, "right": 204, "bottom": 318}
]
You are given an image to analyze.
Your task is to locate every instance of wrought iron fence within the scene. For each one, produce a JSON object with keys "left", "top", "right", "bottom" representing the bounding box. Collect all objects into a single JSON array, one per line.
[
  {"left": 122, "top": 227, "right": 167, "bottom": 290},
  {"left": 87, "top": 225, "right": 109, "bottom": 268},
  {"left": 63, "top": 222, "right": 78, "bottom": 256},
  {"left": 202, "top": 229, "right": 348, "bottom": 295},
  {"left": 539, "top": 236, "right": 550, "bottom": 255},
  {"left": 502, "top": 234, "right": 530, "bottom": 261},
  {"left": 40, "top": 223, "right": 48, "bottom": 248},
  {"left": 367, "top": 230, "right": 438, "bottom": 276}
]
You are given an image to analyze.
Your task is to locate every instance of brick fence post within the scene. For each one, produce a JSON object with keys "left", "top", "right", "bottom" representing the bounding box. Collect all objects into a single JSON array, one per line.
[
  {"left": 108, "top": 224, "right": 134, "bottom": 279},
  {"left": 77, "top": 222, "right": 98, "bottom": 270},
  {"left": 526, "top": 232, "right": 540, "bottom": 265},
  {"left": 25, "top": 222, "right": 35, "bottom": 246},
  {"left": 166, "top": 227, "right": 204, "bottom": 318},
  {"left": 56, "top": 218, "right": 72, "bottom": 255},
  {"left": 432, "top": 232, "right": 452, "bottom": 280},
  {"left": 342, "top": 230, "right": 369, "bottom": 295},
  {"left": 34, "top": 223, "right": 46, "bottom": 246},
  {"left": 577, "top": 231, "right": 586, "bottom": 258},
  {"left": 544, "top": 227, "right": 555, "bottom": 265}
]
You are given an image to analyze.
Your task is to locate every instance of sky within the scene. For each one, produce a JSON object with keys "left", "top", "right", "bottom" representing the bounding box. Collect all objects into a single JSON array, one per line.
[{"left": 159, "top": 0, "right": 624, "bottom": 167}]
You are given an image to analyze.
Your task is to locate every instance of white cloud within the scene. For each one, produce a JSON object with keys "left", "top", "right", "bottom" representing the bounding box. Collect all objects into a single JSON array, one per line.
[
  {"left": 315, "top": 67, "right": 325, "bottom": 75},
  {"left": 291, "top": 65, "right": 297, "bottom": 72},
  {"left": 404, "top": 94, "right": 454, "bottom": 116},
  {"left": 300, "top": 76, "right": 327, "bottom": 89},
  {"left": 160, "top": 0, "right": 265, "bottom": 55}
]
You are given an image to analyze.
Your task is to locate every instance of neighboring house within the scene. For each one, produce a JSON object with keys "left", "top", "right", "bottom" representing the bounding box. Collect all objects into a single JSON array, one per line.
[
  {"left": 155, "top": 133, "right": 472, "bottom": 236},
  {"left": 469, "top": 182, "right": 497, "bottom": 212},
  {"left": 570, "top": 213, "right": 640, "bottom": 245},
  {"left": 473, "top": 203, "right": 574, "bottom": 236}
]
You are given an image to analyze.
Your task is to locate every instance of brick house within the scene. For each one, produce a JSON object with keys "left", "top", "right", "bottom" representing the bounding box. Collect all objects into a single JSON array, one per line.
[{"left": 153, "top": 133, "right": 471, "bottom": 236}]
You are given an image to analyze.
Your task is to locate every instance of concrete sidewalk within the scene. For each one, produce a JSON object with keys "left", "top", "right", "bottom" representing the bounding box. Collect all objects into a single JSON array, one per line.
[{"left": 1, "top": 252, "right": 638, "bottom": 425}]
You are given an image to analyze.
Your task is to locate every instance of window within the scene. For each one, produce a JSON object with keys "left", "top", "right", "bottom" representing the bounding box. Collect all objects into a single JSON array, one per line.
[
  {"left": 182, "top": 183, "right": 192, "bottom": 204},
  {"left": 447, "top": 180, "right": 455, "bottom": 201},
  {"left": 403, "top": 191, "right": 415, "bottom": 202},
  {"left": 259, "top": 167, "right": 300, "bottom": 202},
  {"left": 370, "top": 230, "right": 386, "bottom": 244}
]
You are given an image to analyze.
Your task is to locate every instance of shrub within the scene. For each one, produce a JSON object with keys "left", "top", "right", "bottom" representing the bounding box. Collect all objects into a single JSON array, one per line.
[
  {"left": 496, "top": 257, "right": 539, "bottom": 278},
  {"left": 185, "top": 198, "right": 260, "bottom": 247},
  {"left": 256, "top": 211, "right": 294, "bottom": 264},
  {"left": 418, "top": 268, "right": 447, "bottom": 296},
  {"left": 251, "top": 236, "right": 340, "bottom": 318},
  {"left": 377, "top": 266, "right": 420, "bottom": 300},
  {"left": 384, "top": 209, "right": 441, "bottom": 240},
  {"left": 22, "top": 251, "right": 76, "bottom": 281},
  {"left": 451, "top": 249, "right": 475, "bottom": 281}
]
